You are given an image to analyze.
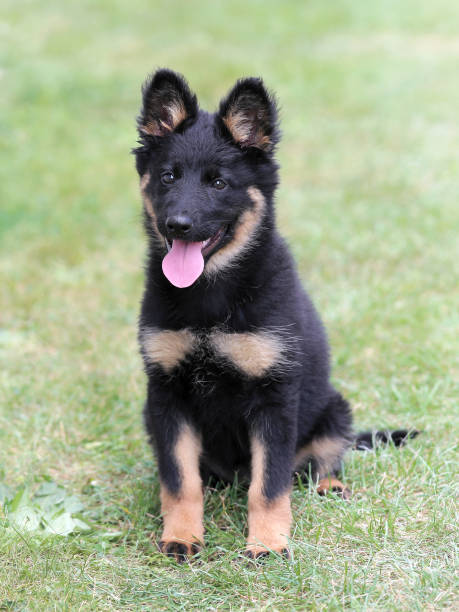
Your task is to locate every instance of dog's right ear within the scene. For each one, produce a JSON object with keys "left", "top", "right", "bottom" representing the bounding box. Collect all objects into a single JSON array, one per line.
[{"left": 137, "top": 69, "right": 198, "bottom": 138}]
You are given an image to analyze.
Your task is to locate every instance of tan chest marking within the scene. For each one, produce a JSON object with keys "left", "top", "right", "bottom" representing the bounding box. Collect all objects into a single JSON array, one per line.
[
  {"left": 141, "top": 326, "right": 289, "bottom": 378},
  {"left": 210, "top": 329, "right": 287, "bottom": 378},
  {"left": 140, "top": 327, "right": 195, "bottom": 373},
  {"left": 205, "top": 186, "right": 266, "bottom": 276}
]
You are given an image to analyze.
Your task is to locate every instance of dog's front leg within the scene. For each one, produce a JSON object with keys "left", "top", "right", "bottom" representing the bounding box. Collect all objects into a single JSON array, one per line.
[
  {"left": 158, "top": 422, "right": 203, "bottom": 561},
  {"left": 145, "top": 390, "right": 204, "bottom": 561},
  {"left": 246, "top": 425, "right": 295, "bottom": 559}
]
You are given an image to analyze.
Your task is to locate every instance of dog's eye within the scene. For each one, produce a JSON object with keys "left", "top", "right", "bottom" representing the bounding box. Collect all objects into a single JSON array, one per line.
[
  {"left": 212, "top": 178, "right": 226, "bottom": 190},
  {"left": 161, "top": 171, "right": 175, "bottom": 185}
]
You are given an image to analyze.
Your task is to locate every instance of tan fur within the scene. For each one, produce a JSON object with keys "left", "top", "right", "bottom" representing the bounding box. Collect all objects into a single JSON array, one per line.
[
  {"left": 223, "top": 112, "right": 271, "bottom": 150},
  {"left": 140, "top": 327, "right": 195, "bottom": 373},
  {"left": 205, "top": 186, "right": 266, "bottom": 276},
  {"left": 139, "top": 172, "right": 163, "bottom": 241},
  {"left": 317, "top": 477, "right": 351, "bottom": 500},
  {"left": 142, "top": 121, "right": 158, "bottom": 136},
  {"left": 160, "top": 424, "right": 204, "bottom": 545},
  {"left": 139, "top": 171, "right": 151, "bottom": 194},
  {"left": 141, "top": 100, "right": 187, "bottom": 136},
  {"left": 210, "top": 329, "right": 286, "bottom": 377},
  {"left": 165, "top": 100, "right": 187, "bottom": 130},
  {"left": 294, "top": 436, "right": 348, "bottom": 476},
  {"left": 246, "top": 437, "right": 291, "bottom": 554},
  {"left": 223, "top": 111, "right": 251, "bottom": 144}
]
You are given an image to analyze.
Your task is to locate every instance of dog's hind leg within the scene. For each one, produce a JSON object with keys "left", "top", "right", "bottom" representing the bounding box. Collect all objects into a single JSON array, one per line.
[
  {"left": 316, "top": 475, "right": 351, "bottom": 500},
  {"left": 295, "top": 436, "right": 352, "bottom": 499},
  {"left": 295, "top": 391, "right": 353, "bottom": 499}
]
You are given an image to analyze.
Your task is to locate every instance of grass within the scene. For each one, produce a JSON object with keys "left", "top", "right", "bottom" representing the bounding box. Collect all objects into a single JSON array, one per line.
[{"left": 0, "top": 0, "right": 458, "bottom": 609}]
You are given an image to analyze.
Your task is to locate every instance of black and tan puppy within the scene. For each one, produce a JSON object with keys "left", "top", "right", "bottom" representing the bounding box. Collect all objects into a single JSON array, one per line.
[{"left": 133, "top": 70, "right": 416, "bottom": 561}]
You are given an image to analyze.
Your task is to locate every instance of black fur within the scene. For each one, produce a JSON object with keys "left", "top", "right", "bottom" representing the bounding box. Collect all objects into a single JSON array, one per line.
[
  {"left": 133, "top": 70, "right": 417, "bottom": 555},
  {"left": 354, "top": 429, "right": 420, "bottom": 450}
]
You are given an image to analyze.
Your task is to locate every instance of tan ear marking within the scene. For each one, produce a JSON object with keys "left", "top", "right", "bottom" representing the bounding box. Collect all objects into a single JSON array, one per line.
[
  {"left": 223, "top": 111, "right": 271, "bottom": 150},
  {"left": 141, "top": 100, "right": 187, "bottom": 137},
  {"left": 140, "top": 327, "right": 196, "bottom": 373},
  {"left": 205, "top": 186, "right": 266, "bottom": 276},
  {"left": 165, "top": 100, "right": 187, "bottom": 130}
]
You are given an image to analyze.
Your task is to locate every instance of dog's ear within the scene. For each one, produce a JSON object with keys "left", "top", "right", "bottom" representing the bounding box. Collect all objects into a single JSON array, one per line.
[
  {"left": 218, "top": 78, "right": 279, "bottom": 152},
  {"left": 138, "top": 69, "right": 198, "bottom": 138}
]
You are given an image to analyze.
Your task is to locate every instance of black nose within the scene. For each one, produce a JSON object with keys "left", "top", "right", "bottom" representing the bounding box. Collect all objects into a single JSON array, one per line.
[{"left": 165, "top": 215, "right": 193, "bottom": 236}]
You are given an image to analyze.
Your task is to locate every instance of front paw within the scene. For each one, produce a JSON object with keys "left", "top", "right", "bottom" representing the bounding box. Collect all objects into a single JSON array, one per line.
[
  {"left": 158, "top": 539, "right": 201, "bottom": 563},
  {"left": 245, "top": 544, "right": 290, "bottom": 561}
]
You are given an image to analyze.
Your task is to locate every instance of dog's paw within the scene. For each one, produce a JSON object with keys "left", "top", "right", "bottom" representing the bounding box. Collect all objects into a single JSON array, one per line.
[
  {"left": 244, "top": 545, "right": 290, "bottom": 561},
  {"left": 317, "top": 477, "right": 351, "bottom": 500},
  {"left": 158, "top": 540, "right": 201, "bottom": 563}
]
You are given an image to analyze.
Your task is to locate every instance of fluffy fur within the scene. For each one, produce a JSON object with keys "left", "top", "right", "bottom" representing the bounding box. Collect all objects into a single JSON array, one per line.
[{"left": 133, "top": 69, "right": 417, "bottom": 562}]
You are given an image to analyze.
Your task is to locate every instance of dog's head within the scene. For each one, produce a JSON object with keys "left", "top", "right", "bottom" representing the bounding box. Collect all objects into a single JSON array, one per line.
[{"left": 134, "top": 69, "right": 279, "bottom": 288}]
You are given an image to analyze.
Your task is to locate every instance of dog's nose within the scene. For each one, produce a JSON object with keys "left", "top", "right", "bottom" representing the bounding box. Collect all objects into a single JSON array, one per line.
[{"left": 165, "top": 215, "right": 193, "bottom": 236}]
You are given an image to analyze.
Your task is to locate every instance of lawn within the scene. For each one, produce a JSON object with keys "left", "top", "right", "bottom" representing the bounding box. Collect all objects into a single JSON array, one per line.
[{"left": 0, "top": 0, "right": 458, "bottom": 609}]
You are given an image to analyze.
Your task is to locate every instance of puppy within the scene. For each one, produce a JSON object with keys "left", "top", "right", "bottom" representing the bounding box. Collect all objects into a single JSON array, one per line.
[{"left": 133, "top": 70, "right": 415, "bottom": 561}]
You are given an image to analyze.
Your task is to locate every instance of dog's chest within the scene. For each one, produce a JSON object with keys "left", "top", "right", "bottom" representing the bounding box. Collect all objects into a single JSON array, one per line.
[{"left": 139, "top": 326, "right": 291, "bottom": 381}]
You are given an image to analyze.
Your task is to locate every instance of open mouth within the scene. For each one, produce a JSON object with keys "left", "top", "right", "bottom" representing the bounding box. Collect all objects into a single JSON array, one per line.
[
  {"left": 162, "top": 226, "right": 228, "bottom": 288},
  {"left": 165, "top": 225, "right": 227, "bottom": 258}
]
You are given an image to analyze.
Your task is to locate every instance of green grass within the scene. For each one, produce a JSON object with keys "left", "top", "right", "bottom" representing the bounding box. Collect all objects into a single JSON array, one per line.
[{"left": 1, "top": 0, "right": 458, "bottom": 609}]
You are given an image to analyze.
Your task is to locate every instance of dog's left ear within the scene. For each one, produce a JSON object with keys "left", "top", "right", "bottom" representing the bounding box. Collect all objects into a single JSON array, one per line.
[
  {"left": 138, "top": 68, "right": 198, "bottom": 138},
  {"left": 218, "top": 78, "right": 279, "bottom": 152}
]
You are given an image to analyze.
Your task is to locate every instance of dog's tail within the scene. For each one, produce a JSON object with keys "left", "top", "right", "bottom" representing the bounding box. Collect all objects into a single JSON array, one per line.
[{"left": 353, "top": 429, "right": 420, "bottom": 450}]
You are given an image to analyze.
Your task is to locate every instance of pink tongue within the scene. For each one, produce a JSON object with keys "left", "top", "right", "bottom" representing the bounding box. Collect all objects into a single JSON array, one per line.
[{"left": 162, "top": 240, "right": 204, "bottom": 288}]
